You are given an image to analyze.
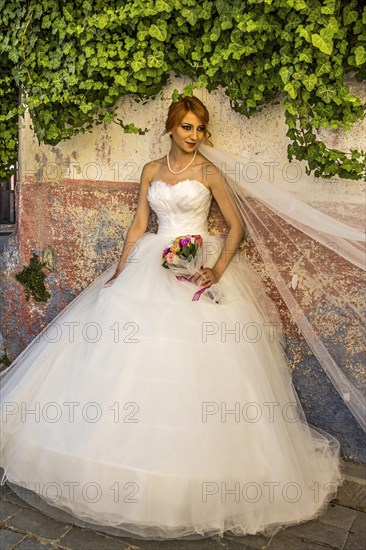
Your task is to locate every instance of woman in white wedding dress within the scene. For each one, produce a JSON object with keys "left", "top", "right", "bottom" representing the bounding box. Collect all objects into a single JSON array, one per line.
[{"left": 0, "top": 96, "right": 343, "bottom": 540}]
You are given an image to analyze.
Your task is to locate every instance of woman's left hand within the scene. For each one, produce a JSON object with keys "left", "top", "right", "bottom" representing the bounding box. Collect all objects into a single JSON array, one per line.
[{"left": 193, "top": 267, "right": 219, "bottom": 287}]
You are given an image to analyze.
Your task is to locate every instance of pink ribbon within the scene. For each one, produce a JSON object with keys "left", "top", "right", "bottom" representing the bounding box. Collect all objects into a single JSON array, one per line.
[{"left": 175, "top": 275, "right": 211, "bottom": 301}]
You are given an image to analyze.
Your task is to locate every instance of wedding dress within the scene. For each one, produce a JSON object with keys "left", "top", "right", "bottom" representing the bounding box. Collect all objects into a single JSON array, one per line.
[{"left": 0, "top": 177, "right": 343, "bottom": 540}]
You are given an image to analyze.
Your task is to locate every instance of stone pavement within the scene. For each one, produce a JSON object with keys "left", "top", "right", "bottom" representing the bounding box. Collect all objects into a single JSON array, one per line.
[{"left": 1, "top": 478, "right": 365, "bottom": 550}]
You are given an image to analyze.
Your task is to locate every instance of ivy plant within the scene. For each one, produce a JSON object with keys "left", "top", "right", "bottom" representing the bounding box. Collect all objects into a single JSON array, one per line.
[
  {"left": 15, "top": 252, "right": 51, "bottom": 302},
  {"left": 0, "top": 0, "right": 365, "bottom": 180}
]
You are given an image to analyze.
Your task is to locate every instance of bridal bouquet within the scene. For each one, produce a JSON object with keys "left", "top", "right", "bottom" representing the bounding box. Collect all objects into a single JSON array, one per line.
[{"left": 162, "top": 235, "right": 222, "bottom": 303}]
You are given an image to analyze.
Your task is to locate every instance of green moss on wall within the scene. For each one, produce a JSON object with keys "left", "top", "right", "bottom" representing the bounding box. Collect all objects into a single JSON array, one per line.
[{"left": 15, "top": 252, "right": 51, "bottom": 302}]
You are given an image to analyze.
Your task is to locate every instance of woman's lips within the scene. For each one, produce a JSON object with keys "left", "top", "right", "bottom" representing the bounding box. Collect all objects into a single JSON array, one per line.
[{"left": 186, "top": 142, "right": 196, "bottom": 147}]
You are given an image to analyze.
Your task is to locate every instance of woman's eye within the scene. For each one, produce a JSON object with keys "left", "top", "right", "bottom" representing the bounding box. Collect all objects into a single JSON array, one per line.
[{"left": 181, "top": 125, "right": 205, "bottom": 131}]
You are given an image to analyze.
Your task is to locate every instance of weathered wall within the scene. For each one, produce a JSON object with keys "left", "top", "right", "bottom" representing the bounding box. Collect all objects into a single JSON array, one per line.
[{"left": 1, "top": 76, "right": 365, "bottom": 461}]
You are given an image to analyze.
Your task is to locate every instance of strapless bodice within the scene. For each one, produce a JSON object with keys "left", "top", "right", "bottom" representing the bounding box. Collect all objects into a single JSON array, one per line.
[{"left": 147, "top": 179, "right": 212, "bottom": 235}]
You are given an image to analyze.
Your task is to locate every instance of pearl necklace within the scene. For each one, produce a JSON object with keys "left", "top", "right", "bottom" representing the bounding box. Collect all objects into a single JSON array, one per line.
[{"left": 166, "top": 150, "right": 197, "bottom": 174}]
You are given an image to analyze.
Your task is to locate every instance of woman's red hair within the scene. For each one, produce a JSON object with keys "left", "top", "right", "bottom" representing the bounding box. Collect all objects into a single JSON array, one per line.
[{"left": 165, "top": 95, "right": 213, "bottom": 145}]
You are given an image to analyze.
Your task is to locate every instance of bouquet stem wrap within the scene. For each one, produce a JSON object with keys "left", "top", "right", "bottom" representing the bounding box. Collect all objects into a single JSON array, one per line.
[{"left": 162, "top": 235, "right": 223, "bottom": 303}]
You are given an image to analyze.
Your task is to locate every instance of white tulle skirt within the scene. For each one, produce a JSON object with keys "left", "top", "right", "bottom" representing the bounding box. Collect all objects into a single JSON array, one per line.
[{"left": 0, "top": 229, "right": 344, "bottom": 540}]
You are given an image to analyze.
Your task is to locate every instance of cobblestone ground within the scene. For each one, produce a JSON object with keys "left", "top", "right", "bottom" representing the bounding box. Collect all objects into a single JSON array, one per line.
[{"left": 0, "top": 478, "right": 365, "bottom": 550}]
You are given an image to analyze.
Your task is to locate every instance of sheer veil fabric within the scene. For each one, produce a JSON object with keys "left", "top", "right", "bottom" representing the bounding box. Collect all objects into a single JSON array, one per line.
[{"left": 198, "top": 143, "right": 365, "bottom": 432}]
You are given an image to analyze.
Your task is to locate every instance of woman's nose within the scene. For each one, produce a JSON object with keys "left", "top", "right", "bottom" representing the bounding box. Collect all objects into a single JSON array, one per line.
[{"left": 191, "top": 128, "right": 198, "bottom": 140}]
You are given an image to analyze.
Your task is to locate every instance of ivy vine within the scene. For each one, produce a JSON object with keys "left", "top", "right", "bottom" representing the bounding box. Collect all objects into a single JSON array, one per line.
[
  {"left": 0, "top": 0, "right": 365, "bottom": 180},
  {"left": 15, "top": 252, "right": 51, "bottom": 302},
  {"left": 0, "top": 352, "right": 11, "bottom": 369}
]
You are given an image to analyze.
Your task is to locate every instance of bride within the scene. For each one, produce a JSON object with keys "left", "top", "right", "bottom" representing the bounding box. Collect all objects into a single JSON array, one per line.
[{"left": 0, "top": 95, "right": 343, "bottom": 540}]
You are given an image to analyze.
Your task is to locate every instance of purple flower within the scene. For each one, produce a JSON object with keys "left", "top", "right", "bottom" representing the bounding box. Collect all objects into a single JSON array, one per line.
[{"left": 179, "top": 237, "right": 191, "bottom": 247}]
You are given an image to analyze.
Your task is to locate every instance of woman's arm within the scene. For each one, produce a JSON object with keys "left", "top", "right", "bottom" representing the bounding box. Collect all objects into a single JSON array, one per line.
[
  {"left": 195, "top": 164, "right": 245, "bottom": 285},
  {"left": 104, "top": 164, "right": 153, "bottom": 285}
]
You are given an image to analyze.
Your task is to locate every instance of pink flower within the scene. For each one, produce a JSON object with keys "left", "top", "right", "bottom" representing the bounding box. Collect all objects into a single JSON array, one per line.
[{"left": 166, "top": 252, "right": 177, "bottom": 264}]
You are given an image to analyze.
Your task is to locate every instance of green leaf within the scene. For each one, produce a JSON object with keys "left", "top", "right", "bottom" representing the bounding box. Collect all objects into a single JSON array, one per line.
[
  {"left": 302, "top": 74, "right": 317, "bottom": 91},
  {"left": 354, "top": 46, "right": 366, "bottom": 67},
  {"left": 148, "top": 22, "right": 168, "bottom": 42},
  {"left": 284, "top": 102, "right": 297, "bottom": 116},
  {"left": 281, "top": 30, "right": 292, "bottom": 42},
  {"left": 247, "top": 20, "right": 258, "bottom": 32},
  {"left": 182, "top": 82, "right": 195, "bottom": 97},
  {"left": 156, "top": 0, "right": 173, "bottom": 13},
  {"left": 171, "top": 89, "right": 180, "bottom": 102},
  {"left": 297, "top": 25, "right": 311, "bottom": 43},
  {"left": 316, "top": 84, "right": 337, "bottom": 103},
  {"left": 147, "top": 52, "right": 165, "bottom": 68},
  {"left": 281, "top": 51, "right": 293, "bottom": 65},
  {"left": 209, "top": 18, "right": 221, "bottom": 41},
  {"left": 131, "top": 51, "right": 146, "bottom": 72},
  {"left": 299, "top": 49, "right": 312, "bottom": 63},
  {"left": 321, "top": 1, "right": 336, "bottom": 15},
  {"left": 326, "top": 17, "right": 339, "bottom": 37},
  {"left": 174, "top": 38, "right": 191, "bottom": 57},
  {"left": 343, "top": 8, "right": 358, "bottom": 26},
  {"left": 200, "top": 1, "right": 212, "bottom": 20},
  {"left": 312, "top": 33, "right": 333, "bottom": 55},
  {"left": 315, "top": 60, "right": 332, "bottom": 77},
  {"left": 294, "top": 0, "right": 307, "bottom": 9},
  {"left": 279, "top": 66, "right": 293, "bottom": 84},
  {"left": 196, "top": 74, "right": 208, "bottom": 88},
  {"left": 284, "top": 80, "right": 301, "bottom": 99},
  {"left": 181, "top": 7, "right": 198, "bottom": 26}
]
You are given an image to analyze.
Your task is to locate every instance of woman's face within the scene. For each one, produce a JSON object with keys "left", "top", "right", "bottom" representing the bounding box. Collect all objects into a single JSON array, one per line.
[{"left": 170, "top": 111, "right": 206, "bottom": 153}]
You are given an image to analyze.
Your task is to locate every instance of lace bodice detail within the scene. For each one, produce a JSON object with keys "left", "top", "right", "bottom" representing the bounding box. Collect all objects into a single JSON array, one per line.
[{"left": 147, "top": 179, "right": 212, "bottom": 234}]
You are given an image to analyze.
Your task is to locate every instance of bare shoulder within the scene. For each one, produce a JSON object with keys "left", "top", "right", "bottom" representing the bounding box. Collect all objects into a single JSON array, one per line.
[
  {"left": 198, "top": 155, "right": 222, "bottom": 188},
  {"left": 140, "top": 157, "right": 166, "bottom": 184}
]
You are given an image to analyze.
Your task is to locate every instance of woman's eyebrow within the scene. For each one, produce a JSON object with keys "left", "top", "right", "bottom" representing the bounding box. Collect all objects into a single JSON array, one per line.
[{"left": 181, "top": 123, "right": 205, "bottom": 128}]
